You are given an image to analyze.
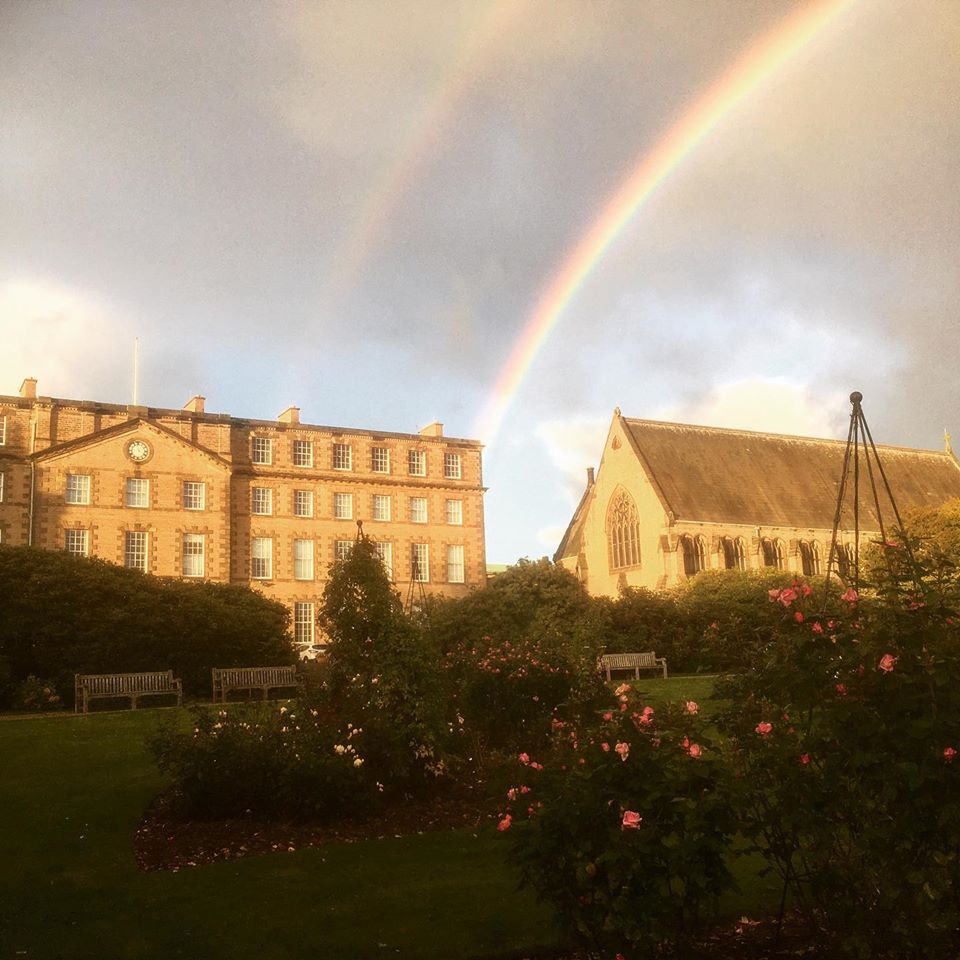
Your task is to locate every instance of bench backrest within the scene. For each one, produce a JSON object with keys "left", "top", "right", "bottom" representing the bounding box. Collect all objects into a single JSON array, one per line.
[
  {"left": 212, "top": 666, "right": 298, "bottom": 686},
  {"left": 601, "top": 652, "right": 658, "bottom": 668},
  {"left": 76, "top": 671, "right": 176, "bottom": 695}
]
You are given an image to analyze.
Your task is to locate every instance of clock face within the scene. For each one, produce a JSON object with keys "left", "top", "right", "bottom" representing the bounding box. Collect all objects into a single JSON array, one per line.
[{"left": 127, "top": 440, "right": 151, "bottom": 462}]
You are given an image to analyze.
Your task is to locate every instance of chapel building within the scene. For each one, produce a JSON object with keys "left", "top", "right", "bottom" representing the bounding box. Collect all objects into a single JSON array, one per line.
[
  {"left": 0, "top": 379, "right": 486, "bottom": 653},
  {"left": 555, "top": 409, "right": 960, "bottom": 596}
]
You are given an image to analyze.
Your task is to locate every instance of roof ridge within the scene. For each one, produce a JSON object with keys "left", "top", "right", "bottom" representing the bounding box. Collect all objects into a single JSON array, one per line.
[{"left": 622, "top": 417, "right": 950, "bottom": 457}]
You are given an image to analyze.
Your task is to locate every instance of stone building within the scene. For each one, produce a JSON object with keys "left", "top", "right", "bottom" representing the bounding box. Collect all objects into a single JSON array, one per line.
[
  {"left": 0, "top": 378, "right": 485, "bottom": 652},
  {"left": 555, "top": 409, "right": 960, "bottom": 596}
]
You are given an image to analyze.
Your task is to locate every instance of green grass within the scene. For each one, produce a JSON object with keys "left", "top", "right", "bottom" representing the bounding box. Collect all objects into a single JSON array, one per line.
[{"left": 0, "top": 681, "right": 784, "bottom": 959}]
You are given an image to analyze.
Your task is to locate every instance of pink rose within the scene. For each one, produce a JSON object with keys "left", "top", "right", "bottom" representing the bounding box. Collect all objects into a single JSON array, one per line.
[
  {"left": 614, "top": 683, "right": 631, "bottom": 696},
  {"left": 506, "top": 788, "right": 517, "bottom": 801},
  {"left": 530, "top": 761, "right": 544, "bottom": 771},
  {"left": 601, "top": 742, "right": 610, "bottom": 752},
  {"left": 621, "top": 810, "right": 642, "bottom": 830},
  {"left": 688, "top": 743, "right": 702, "bottom": 759},
  {"left": 602, "top": 711, "right": 613, "bottom": 721},
  {"left": 756, "top": 721, "right": 773, "bottom": 736},
  {"left": 800, "top": 583, "right": 813, "bottom": 598},
  {"left": 685, "top": 701, "right": 699, "bottom": 714},
  {"left": 794, "top": 611, "right": 805, "bottom": 624},
  {"left": 878, "top": 654, "right": 897, "bottom": 673},
  {"left": 800, "top": 753, "right": 811, "bottom": 765},
  {"left": 835, "top": 683, "right": 847, "bottom": 697},
  {"left": 768, "top": 589, "right": 781, "bottom": 602},
  {"left": 615, "top": 741, "right": 630, "bottom": 761},
  {"left": 945, "top": 747, "right": 957, "bottom": 762},
  {"left": 518, "top": 752, "right": 530, "bottom": 764},
  {"left": 497, "top": 815, "right": 512, "bottom": 832},
  {"left": 778, "top": 588, "right": 799, "bottom": 607},
  {"left": 840, "top": 588, "right": 859, "bottom": 604},
  {"left": 811, "top": 621, "right": 823, "bottom": 634},
  {"left": 519, "top": 784, "right": 530, "bottom": 794}
]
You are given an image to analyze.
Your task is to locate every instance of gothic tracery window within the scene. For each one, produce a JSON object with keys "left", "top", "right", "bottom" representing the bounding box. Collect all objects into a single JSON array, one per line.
[
  {"left": 680, "top": 534, "right": 707, "bottom": 576},
  {"left": 761, "top": 538, "right": 785, "bottom": 570},
  {"left": 722, "top": 536, "right": 746, "bottom": 571},
  {"left": 607, "top": 491, "right": 641, "bottom": 570}
]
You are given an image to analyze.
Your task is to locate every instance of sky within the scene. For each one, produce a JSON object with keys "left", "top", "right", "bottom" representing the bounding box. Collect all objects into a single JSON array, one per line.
[{"left": 2, "top": 0, "right": 958, "bottom": 563}]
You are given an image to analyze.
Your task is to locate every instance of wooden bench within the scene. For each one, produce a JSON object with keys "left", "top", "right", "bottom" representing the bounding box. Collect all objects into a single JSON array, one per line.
[
  {"left": 600, "top": 652, "right": 668, "bottom": 682},
  {"left": 211, "top": 666, "right": 301, "bottom": 703},
  {"left": 75, "top": 671, "right": 183, "bottom": 714}
]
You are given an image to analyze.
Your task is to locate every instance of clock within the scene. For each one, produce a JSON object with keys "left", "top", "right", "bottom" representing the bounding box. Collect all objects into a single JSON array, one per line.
[{"left": 127, "top": 440, "right": 151, "bottom": 462}]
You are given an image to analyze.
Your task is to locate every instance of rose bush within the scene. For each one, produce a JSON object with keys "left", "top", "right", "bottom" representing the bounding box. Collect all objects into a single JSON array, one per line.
[{"left": 505, "top": 687, "right": 736, "bottom": 957}]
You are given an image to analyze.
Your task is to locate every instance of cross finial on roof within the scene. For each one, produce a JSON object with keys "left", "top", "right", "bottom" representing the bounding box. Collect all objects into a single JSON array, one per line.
[
  {"left": 614, "top": 406, "right": 621, "bottom": 417},
  {"left": 946, "top": 429, "right": 953, "bottom": 456}
]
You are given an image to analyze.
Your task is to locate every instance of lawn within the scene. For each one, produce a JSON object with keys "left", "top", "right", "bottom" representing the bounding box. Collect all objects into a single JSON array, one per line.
[{"left": 0, "top": 677, "right": 780, "bottom": 960}]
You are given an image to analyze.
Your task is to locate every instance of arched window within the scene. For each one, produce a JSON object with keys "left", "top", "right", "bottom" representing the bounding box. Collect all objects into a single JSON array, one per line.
[
  {"left": 811, "top": 541, "right": 822, "bottom": 575},
  {"left": 833, "top": 542, "right": 856, "bottom": 579},
  {"left": 721, "top": 536, "right": 746, "bottom": 571},
  {"left": 800, "top": 541, "right": 822, "bottom": 576},
  {"left": 761, "top": 538, "right": 785, "bottom": 570},
  {"left": 607, "top": 490, "right": 641, "bottom": 570},
  {"left": 680, "top": 534, "right": 706, "bottom": 576}
]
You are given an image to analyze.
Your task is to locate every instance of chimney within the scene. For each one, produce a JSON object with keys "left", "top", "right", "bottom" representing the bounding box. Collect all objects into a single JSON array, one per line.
[
  {"left": 278, "top": 406, "right": 300, "bottom": 424},
  {"left": 183, "top": 395, "right": 205, "bottom": 414},
  {"left": 419, "top": 421, "right": 443, "bottom": 437},
  {"left": 19, "top": 377, "right": 37, "bottom": 399},
  {"left": 586, "top": 466, "right": 595, "bottom": 487}
]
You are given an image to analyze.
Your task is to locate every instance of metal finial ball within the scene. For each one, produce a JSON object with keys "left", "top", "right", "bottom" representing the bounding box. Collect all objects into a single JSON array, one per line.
[{"left": 849, "top": 391, "right": 863, "bottom": 404}]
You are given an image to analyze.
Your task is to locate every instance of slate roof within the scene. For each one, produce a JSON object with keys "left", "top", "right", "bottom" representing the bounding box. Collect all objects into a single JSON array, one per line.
[{"left": 623, "top": 419, "right": 960, "bottom": 528}]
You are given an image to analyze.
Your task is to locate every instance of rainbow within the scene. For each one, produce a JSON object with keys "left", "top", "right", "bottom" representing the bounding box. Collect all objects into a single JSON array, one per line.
[
  {"left": 322, "top": 0, "right": 532, "bottom": 308},
  {"left": 473, "top": 0, "right": 857, "bottom": 446}
]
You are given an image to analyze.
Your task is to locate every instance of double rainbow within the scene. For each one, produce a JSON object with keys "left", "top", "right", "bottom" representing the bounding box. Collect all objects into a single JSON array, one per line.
[{"left": 473, "top": 0, "right": 857, "bottom": 446}]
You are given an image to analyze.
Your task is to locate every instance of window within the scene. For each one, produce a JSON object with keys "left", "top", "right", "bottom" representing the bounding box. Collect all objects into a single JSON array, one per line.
[
  {"left": 409, "top": 497, "right": 428, "bottom": 524},
  {"left": 372, "top": 494, "right": 391, "bottom": 521},
  {"left": 182, "top": 533, "right": 204, "bottom": 577},
  {"left": 408, "top": 449, "right": 426, "bottom": 476},
  {"left": 0, "top": 415, "right": 5, "bottom": 445},
  {"left": 411, "top": 543, "right": 429, "bottom": 582},
  {"left": 761, "top": 538, "right": 785, "bottom": 570},
  {"left": 293, "top": 439, "right": 313, "bottom": 468},
  {"left": 371, "top": 447, "right": 390, "bottom": 473},
  {"left": 334, "top": 492, "right": 353, "bottom": 519},
  {"left": 64, "top": 529, "right": 88, "bottom": 556},
  {"left": 333, "top": 443, "right": 352, "bottom": 471},
  {"left": 721, "top": 537, "right": 746, "bottom": 571},
  {"left": 446, "top": 544, "right": 465, "bottom": 583},
  {"left": 335, "top": 539, "right": 353, "bottom": 562},
  {"left": 251, "top": 537, "right": 272, "bottom": 579},
  {"left": 445, "top": 499, "right": 463, "bottom": 525},
  {"left": 373, "top": 541, "right": 393, "bottom": 580},
  {"left": 183, "top": 481, "right": 205, "bottom": 511},
  {"left": 799, "top": 540, "right": 822, "bottom": 576},
  {"left": 294, "top": 602, "right": 315, "bottom": 646},
  {"left": 835, "top": 542, "right": 856, "bottom": 579},
  {"left": 443, "top": 452, "right": 461, "bottom": 479},
  {"left": 608, "top": 491, "right": 640, "bottom": 570},
  {"left": 0, "top": 472, "right": 4, "bottom": 503},
  {"left": 252, "top": 487, "right": 273, "bottom": 515},
  {"left": 251, "top": 437, "right": 272, "bottom": 465},
  {"left": 294, "top": 489, "right": 314, "bottom": 517},
  {"left": 124, "top": 531, "right": 148, "bottom": 571},
  {"left": 125, "top": 478, "right": 149, "bottom": 508},
  {"left": 65, "top": 474, "right": 91, "bottom": 505},
  {"left": 294, "top": 539, "right": 314, "bottom": 580},
  {"left": 680, "top": 534, "right": 706, "bottom": 576}
]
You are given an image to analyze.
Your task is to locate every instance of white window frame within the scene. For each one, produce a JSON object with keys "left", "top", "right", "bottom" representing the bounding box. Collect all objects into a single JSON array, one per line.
[
  {"left": 293, "top": 489, "right": 314, "bottom": 518},
  {"left": 251, "top": 537, "right": 273, "bottom": 579},
  {"left": 410, "top": 497, "right": 428, "bottom": 524},
  {"left": 124, "top": 531, "right": 148, "bottom": 571},
  {"left": 446, "top": 544, "right": 465, "bottom": 583},
  {"left": 445, "top": 499, "right": 463, "bottom": 525},
  {"left": 335, "top": 539, "right": 353, "bottom": 562},
  {"left": 293, "top": 439, "right": 314, "bottom": 468},
  {"left": 0, "top": 471, "right": 4, "bottom": 503},
  {"left": 333, "top": 443, "right": 352, "bottom": 471},
  {"left": 0, "top": 415, "right": 6, "bottom": 445},
  {"left": 182, "top": 533, "right": 205, "bottom": 577},
  {"left": 183, "top": 481, "right": 205, "bottom": 511},
  {"left": 294, "top": 538, "right": 314, "bottom": 580},
  {"left": 371, "top": 446, "right": 390, "bottom": 473},
  {"left": 125, "top": 477, "right": 150, "bottom": 509},
  {"left": 251, "top": 437, "right": 273, "bottom": 465},
  {"left": 372, "top": 494, "right": 391, "bottom": 522},
  {"left": 443, "top": 452, "right": 462, "bottom": 479},
  {"left": 65, "top": 474, "right": 91, "bottom": 505},
  {"left": 64, "top": 529, "right": 88, "bottom": 557},
  {"left": 294, "top": 602, "right": 315, "bottom": 646},
  {"left": 408, "top": 449, "right": 426, "bottom": 476},
  {"left": 334, "top": 492, "right": 353, "bottom": 520},
  {"left": 252, "top": 487, "right": 273, "bottom": 516},
  {"left": 411, "top": 543, "right": 429, "bottom": 582},
  {"left": 374, "top": 541, "right": 393, "bottom": 580}
]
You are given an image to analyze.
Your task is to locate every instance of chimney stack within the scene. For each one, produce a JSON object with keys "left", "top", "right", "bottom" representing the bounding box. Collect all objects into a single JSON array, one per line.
[
  {"left": 278, "top": 406, "right": 300, "bottom": 424},
  {"left": 586, "top": 466, "right": 595, "bottom": 487},
  {"left": 19, "top": 377, "right": 37, "bottom": 399},
  {"left": 419, "top": 421, "right": 443, "bottom": 437},
  {"left": 183, "top": 395, "right": 205, "bottom": 414}
]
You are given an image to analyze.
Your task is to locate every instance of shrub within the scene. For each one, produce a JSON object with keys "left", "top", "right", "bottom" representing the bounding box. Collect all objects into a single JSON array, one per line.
[
  {"left": 719, "top": 560, "right": 960, "bottom": 958},
  {"left": 14, "top": 675, "right": 63, "bottom": 712},
  {"left": 506, "top": 688, "right": 736, "bottom": 957}
]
